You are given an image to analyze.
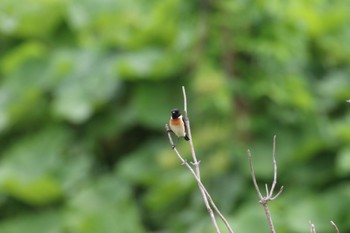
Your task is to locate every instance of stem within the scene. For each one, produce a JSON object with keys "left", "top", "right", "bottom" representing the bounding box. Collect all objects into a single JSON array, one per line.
[
  {"left": 263, "top": 203, "right": 276, "bottom": 233},
  {"left": 165, "top": 86, "right": 234, "bottom": 233},
  {"left": 182, "top": 86, "right": 221, "bottom": 233},
  {"left": 330, "top": 221, "right": 339, "bottom": 233},
  {"left": 165, "top": 124, "right": 233, "bottom": 233},
  {"left": 247, "top": 136, "right": 283, "bottom": 233}
]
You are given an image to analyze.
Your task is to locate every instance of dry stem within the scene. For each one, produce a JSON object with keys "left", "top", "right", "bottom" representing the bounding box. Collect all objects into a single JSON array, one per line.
[
  {"left": 309, "top": 220, "right": 340, "bottom": 233},
  {"left": 331, "top": 221, "right": 339, "bottom": 233},
  {"left": 181, "top": 86, "right": 220, "bottom": 233},
  {"left": 165, "top": 86, "right": 234, "bottom": 233},
  {"left": 247, "top": 136, "right": 283, "bottom": 233},
  {"left": 309, "top": 221, "right": 316, "bottom": 233},
  {"left": 165, "top": 124, "right": 233, "bottom": 233}
]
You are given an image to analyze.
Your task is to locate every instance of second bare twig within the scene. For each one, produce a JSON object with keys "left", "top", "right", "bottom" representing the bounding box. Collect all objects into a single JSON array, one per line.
[
  {"left": 247, "top": 136, "right": 283, "bottom": 233},
  {"left": 309, "top": 220, "right": 340, "bottom": 233}
]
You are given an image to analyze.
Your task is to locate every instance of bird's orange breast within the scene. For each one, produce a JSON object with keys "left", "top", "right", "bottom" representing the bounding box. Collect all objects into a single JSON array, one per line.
[
  {"left": 169, "top": 116, "right": 186, "bottom": 137},
  {"left": 170, "top": 118, "right": 182, "bottom": 126}
]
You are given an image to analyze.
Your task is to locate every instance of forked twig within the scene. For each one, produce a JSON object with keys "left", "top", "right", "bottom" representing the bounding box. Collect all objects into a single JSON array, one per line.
[{"left": 247, "top": 136, "right": 283, "bottom": 233}]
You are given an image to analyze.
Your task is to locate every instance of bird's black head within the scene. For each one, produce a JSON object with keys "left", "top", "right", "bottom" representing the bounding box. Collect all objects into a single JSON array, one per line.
[{"left": 171, "top": 108, "right": 181, "bottom": 119}]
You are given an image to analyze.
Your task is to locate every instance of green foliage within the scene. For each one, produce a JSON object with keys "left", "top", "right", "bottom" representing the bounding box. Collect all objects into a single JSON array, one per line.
[
  {"left": 65, "top": 175, "right": 144, "bottom": 233},
  {"left": 1, "top": 0, "right": 350, "bottom": 232}
]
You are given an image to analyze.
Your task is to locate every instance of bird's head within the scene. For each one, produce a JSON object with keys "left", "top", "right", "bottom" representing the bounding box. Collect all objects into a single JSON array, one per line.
[{"left": 171, "top": 108, "right": 181, "bottom": 119}]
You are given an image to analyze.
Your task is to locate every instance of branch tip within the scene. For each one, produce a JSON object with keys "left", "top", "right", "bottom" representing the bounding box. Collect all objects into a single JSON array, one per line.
[
  {"left": 270, "top": 186, "right": 283, "bottom": 200},
  {"left": 330, "top": 221, "right": 340, "bottom": 233},
  {"left": 309, "top": 221, "right": 316, "bottom": 233}
]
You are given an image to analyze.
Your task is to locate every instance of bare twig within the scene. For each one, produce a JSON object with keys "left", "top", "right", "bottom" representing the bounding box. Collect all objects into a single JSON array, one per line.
[
  {"left": 164, "top": 86, "right": 234, "bottom": 233},
  {"left": 181, "top": 86, "right": 221, "bottom": 233},
  {"left": 184, "top": 85, "right": 234, "bottom": 233},
  {"left": 165, "top": 124, "right": 233, "bottom": 233},
  {"left": 308, "top": 220, "right": 340, "bottom": 233},
  {"left": 247, "top": 150, "right": 263, "bottom": 200},
  {"left": 330, "top": 221, "right": 339, "bottom": 233},
  {"left": 247, "top": 136, "right": 283, "bottom": 233},
  {"left": 309, "top": 221, "right": 316, "bottom": 233}
]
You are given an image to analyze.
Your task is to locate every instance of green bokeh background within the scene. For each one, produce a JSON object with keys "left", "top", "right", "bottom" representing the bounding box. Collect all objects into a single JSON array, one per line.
[{"left": 1, "top": 0, "right": 350, "bottom": 232}]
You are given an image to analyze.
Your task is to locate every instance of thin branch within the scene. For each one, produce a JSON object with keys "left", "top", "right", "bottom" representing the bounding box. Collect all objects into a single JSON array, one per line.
[
  {"left": 270, "top": 135, "right": 277, "bottom": 196},
  {"left": 247, "top": 136, "right": 284, "bottom": 233},
  {"left": 247, "top": 150, "right": 263, "bottom": 200},
  {"left": 309, "top": 221, "right": 316, "bottom": 233},
  {"left": 165, "top": 86, "right": 234, "bottom": 233},
  {"left": 183, "top": 86, "right": 234, "bottom": 233},
  {"left": 265, "top": 184, "right": 269, "bottom": 197},
  {"left": 330, "top": 221, "right": 339, "bottom": 233},
  {"left": 270, "top": 186, "right": 284, "bottom": 201},
  {"left": 182, "top": 86, "right": 188, "bottom": 115},
  {"left": 181, "top": 87, "right": 221, "bottom": 233},
  {"left": 165, "top": 124, "right": 233, "bottom": 233}
]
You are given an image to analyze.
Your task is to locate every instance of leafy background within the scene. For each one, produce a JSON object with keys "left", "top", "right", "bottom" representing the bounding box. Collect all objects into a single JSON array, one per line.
[{"left": 1, "top": 0, "right": 350, "bottom": 232}]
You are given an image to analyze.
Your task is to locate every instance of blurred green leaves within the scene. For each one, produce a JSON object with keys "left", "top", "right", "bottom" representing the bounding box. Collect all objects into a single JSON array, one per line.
[
  {"left": 0, "top": 127, "right": 71, "bottom": 204},
  {"left": 0, "top": 210, "right": 62, "bottom": 233},
  {"left": 0, "top": 0, "right": 64, "bottom": 37},
  {"left": 52, "top": 50, "right": 119, "bottom": 123},
  {"left": 336, "top": 147, "right": 350, "bottom": 176},
  {"left": 0, "top": 0, "right": 350, "bottom": 232},
  {"left": 65, "top": 175, "right": 144, "bottom": 233}
]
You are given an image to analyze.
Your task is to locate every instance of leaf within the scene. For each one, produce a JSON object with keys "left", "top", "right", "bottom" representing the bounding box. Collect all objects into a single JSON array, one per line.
[
  {"left": 143, "top": 171, "right": 194, "bottom": 217},
  {"left": 192, "top": 63, "right": 232, "bottom": 115},
  {"left": 0, "top": 210, "right": 62, "bottom": 233},
  {"left": 0, "top": 0, "right": 64, "bottom": 37},
  {"left": 285, "top": 190, "right": 346, "bottom": 233},
  {"left": 130, "top": 82, "right": 182, "bottom": 129},
  {"left": 52, "top": 50, "right": 120, "bottom": 123},
  {"left": 0, "top": 127, "right": 70, "bottom": 205},
  {"left": 336, "top": 147, "right": 350, "bottom": 176},
  {"left": 116, "top": 140, "right": 163, "bottom": 185},
  {"left": 116, "top": 48, "right": 185, "bottom": 79},
  {"left": 64, "top": 174, "right": 145, "bottom": 233},
  {"left": 66, "top": 0, "right": 195, "bottom": 49},
  {"left": 233, "top": 203, "right": 270, "bottom": 233},
  {"left": 0, "top": 42, "right": 47, "bottom": 75},
  {"left": 0, "top": 49, "right": 53, "bottom": 133}
]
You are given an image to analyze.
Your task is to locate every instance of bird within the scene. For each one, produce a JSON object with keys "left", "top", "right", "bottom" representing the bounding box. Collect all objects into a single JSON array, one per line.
[{"left": 169, "top": 108, "right": 190, "bottom": 143}]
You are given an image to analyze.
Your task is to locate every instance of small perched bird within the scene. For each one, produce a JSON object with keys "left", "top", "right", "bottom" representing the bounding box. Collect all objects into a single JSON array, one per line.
[{"left": 169, "top": 108, "right": 190, "bottom": 141}]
